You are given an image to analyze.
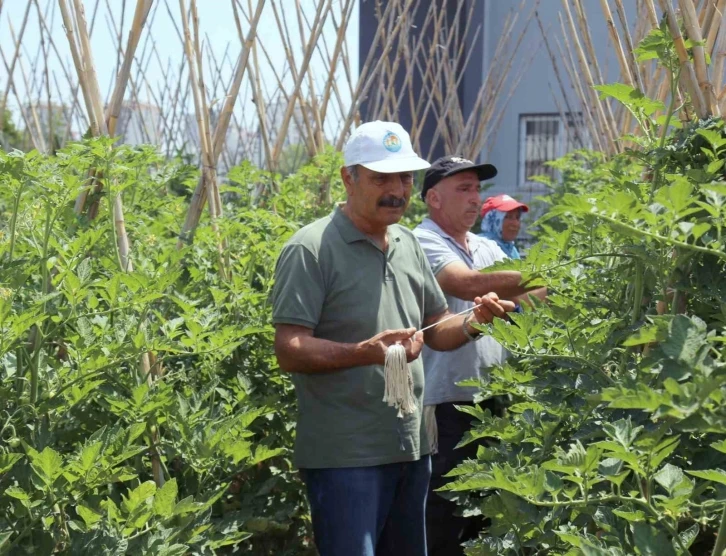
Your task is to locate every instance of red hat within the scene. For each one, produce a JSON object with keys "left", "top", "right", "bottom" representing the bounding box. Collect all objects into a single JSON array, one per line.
[{"left": 480, "top": 194, "right": 529, "bottom": 217}]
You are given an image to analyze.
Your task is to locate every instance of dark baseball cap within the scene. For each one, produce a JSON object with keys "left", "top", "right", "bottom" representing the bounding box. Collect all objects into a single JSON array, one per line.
[{"left": 421, "top": 155, "right": 498, "bottom": 201}]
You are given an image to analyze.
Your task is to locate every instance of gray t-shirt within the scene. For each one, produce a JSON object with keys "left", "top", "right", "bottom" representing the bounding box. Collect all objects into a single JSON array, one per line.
[
  {"left": 272, "top": 206, "right": 448, "bottom": 468},
  {"left": 414, "top": 218, "right": 508, "bottom": 405}
]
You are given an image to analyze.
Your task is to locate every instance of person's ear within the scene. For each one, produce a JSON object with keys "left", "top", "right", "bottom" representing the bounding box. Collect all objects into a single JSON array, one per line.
[
  {"left": 427, "top": 188, "right": 442, "bottom": 209},
  {"left": 340, "top": 167, "right": 355, "bottom": 196}
]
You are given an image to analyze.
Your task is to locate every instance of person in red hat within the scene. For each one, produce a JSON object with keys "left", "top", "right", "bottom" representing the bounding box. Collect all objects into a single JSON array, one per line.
[{"left": 479, "top": 194, "right": 529, "bottom": 259}]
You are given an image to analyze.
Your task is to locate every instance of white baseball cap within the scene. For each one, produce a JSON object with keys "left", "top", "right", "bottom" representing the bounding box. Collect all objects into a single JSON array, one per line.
[{"left": 343, "top": 120, "right": 430, "bottom": 173}]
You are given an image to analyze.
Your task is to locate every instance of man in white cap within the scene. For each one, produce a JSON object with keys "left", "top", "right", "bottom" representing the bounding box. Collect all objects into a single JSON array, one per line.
[{"left": 271, "top": 122, "right": 515, "bottom": 556}]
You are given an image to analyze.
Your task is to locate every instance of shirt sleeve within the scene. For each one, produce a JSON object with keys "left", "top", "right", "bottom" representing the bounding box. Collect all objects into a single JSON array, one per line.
[
  {"left": 489, "top": 242, "right": 509, "bottom": 263},
  {"left": 414, "top": 239, "right": 448, "bottom": 320},
  {"left": 414, "top": 229, "right": 461, "bottom": 275},
  {"left": 271, "top": 242, "right": 325, "bottom": 329}
]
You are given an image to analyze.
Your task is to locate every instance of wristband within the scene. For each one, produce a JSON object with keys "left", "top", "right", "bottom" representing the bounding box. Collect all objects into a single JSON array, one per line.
[{"left": 462, "top": 314, "right": 481, "bottom": 342}]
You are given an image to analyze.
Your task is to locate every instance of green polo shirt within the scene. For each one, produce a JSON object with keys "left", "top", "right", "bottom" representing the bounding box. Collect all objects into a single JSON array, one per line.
[{"left": 271, "top": 206, "right": 448, "bottom": 469}]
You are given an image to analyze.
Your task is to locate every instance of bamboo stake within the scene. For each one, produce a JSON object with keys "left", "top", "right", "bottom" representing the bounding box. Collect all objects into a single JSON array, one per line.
[
  {"left": 410, "top": 0, "right": 469, "bottom": 150},
  {"left": 561, "top": 0, "right": 618, "bottom": 154},
  {"left": 0, "top": 47, "right": 41, "bottom": 151},
  {"left": 537, "top": 12, "right": 586, "bottom": 149},
  {"left": 556, "top": 29, "right": 605, "bottom": 153},
  {"left": 270, "top": 0, "right": 331, "bottom": 167},
  {"left": 318, "top": 0, "right": 354, "bottom": 129},
  {"left": 335, "top": 0, "right": 408, "bottom": 150},
  {"left": 612, "top": 0, "right": 646, "bottom": 92},
  {"left": 37, "top": 0, "right": 56, "bottom": 152},
  {"left": 177, "top": 0, "right": 265, "bottom": 246},
  {"left": 712, "top": 7, "right": 726, "bottom": 108},
  {"left": 9, "top": 22, "right": 48, "bottom": 153},
  {"left": 658, "top": 0, "right": 710, "bottom": 118},
  {"left": 599, "top": 0, "right": 634, "bottom": 87},
  {"left": 680, "top": 0, "right": 720, "bottom": 115},
  {"left": 0, "top": 1, "right": 33, "bottom": 138},
  {"left": 705, "top": 0, "right": 726, "bottom": 54}
]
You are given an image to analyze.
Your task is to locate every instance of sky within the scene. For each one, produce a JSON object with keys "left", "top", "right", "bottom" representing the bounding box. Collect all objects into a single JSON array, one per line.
[{"left": 0, "top": 0, "right": 360, "bottom": 141}]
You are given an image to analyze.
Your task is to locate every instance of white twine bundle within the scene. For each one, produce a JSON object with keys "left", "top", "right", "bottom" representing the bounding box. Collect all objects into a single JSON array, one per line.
[
  {"left": 382, "top": 342, "right": 416, "bottom": 418},
  {"left": 382, "top": 301, "right": 486, "bottom": 418}
]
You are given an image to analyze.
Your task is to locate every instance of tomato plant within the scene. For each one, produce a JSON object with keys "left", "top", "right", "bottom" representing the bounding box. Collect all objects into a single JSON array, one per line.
[
  {"left": 442, "top": 29, "right": 726, "bottom": 556},
  {"left": 0, "top": 141, "right": 344, "bottom": 554}
]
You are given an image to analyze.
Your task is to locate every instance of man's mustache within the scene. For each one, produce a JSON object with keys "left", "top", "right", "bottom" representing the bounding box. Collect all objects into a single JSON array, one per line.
[{"left": 378, "top": 196, "right": 407, "bottom": 208}]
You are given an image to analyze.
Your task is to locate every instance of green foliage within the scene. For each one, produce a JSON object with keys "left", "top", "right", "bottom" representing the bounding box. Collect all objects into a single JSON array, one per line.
[
  {"left": 0, "top": 141, "right": 345, "bottom": 554},
  {"left": 442, "top": 70, "right": 726, "bottom": 553},
  {"left": 0, "top": 102, "right": 23, "bottom": 151}
]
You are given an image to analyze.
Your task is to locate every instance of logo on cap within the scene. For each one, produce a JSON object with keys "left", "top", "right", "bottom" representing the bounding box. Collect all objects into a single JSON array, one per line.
[
  {"left": 450, "top": 156, "right": 473, "bottom": 164},
  {"left": 382, "top": 132, "right": 402, "bottom": 152}
]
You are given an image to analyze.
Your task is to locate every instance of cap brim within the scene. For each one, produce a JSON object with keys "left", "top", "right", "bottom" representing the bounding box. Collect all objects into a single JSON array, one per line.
[
  {"left": 482, "top": 200, "right": 529, "bottom": 215},
  {"left": 500, "top": 200, "right": 529, "bottom": 212},
  {"left": 360, "top": 156, "right": 431, "bottom": 173},
  {"left": 446, "top": 163, "right": 498, "bottom": 182}
]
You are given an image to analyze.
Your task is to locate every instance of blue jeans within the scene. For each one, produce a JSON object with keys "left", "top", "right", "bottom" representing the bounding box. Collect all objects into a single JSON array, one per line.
[{"left": 302, "top": 456, "right": 432, "bottom": 556}]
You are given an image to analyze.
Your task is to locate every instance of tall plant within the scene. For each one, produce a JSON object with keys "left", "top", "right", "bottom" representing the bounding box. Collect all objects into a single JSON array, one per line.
[{"left": 442, "top": 25, "right": 726, "bottom": 556}]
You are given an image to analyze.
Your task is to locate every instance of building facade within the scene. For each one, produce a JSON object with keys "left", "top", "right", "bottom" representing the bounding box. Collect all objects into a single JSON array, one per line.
[{"left": 359, "top": 0, "right": 632, "bottom": 212}]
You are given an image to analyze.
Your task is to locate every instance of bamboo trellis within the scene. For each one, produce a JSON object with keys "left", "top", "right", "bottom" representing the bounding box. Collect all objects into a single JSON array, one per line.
[
  {"left": 1, "top": 1, "right": 725, "bottom": 184},
  {"left": 543, "top": 0, "right": 725, "bottom": 155}
]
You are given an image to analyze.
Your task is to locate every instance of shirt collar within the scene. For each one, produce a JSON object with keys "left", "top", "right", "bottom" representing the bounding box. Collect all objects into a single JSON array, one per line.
[{"left": 420, "top": 217, "right": 478, "bottom": 253}]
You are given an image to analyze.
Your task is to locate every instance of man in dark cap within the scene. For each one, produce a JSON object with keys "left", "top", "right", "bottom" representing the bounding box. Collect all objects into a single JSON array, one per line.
[{"left": 414, "top": 155, "right": 546, "bottom": 555}]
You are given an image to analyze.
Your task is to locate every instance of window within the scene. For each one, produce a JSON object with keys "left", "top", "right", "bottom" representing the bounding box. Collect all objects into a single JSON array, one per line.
[{"left": 518, "top": 113, "right": 587, "bottom": 187}]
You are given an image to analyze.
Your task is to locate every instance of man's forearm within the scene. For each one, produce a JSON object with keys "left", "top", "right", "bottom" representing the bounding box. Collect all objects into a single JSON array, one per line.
[
  {"left": 423, "top": 314, "right": 470, "bottom": 352},
  {"left": 471, "top": 271, "right": 530, "bottom": 300},
  {"left": 513, "top": 286, "right": 547, "bottom": 306},
  {"left": 275, "top": 335, "right": 374, "bottom": 374}
]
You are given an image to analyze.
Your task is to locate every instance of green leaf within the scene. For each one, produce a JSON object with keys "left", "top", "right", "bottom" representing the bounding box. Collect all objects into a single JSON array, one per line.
[
  {"left": 710, "top": 439, "right": 726, "bottom": 454},
  {"left": 603, "top": 418, "right": 643, "bottom": 449},
  {"left": 707, "top": 159, "right": 725, "bottom": 174},
  {"left": 686, "top": 469, "right": 726, "bottom": 485},
  {"left": 5, "top": 486, "right": 31, "bottom": 506},
  {"left": 613, "top": 508, "right": 647, "bottom": 523},
  {"left": 76, "top": 504, "right": 103, "bottom": 529},
  {"left": 631, "top": 522, "right": 676, "bottom": 556},
  {"left": 678, "top": 523, "right": 699, "bottom": 549},
  {"left": 250, "top": 445, "right": 285, "bottom": 466},
  {"left": 0, "top": 453, "right": 23, "bottom": 473},
  {"left": 153, "top": 478, "right": 178, "bottom": 518},
  {"left": 661, "top": 315, "right": 707, "bottom": 365},
  {"left": 653, "top": 464, "right": 687, "bottom": 496},
  {"left": 78, "top": 441, "right": 103, "bottom": 473},
  {"left": 594, "top": 83, "right": 664, "bottom": 116},
  {"left": 696, "top": 128, "right": 726, "bottom": 150},
  {"left": 122, "top": 480, "right": 156, "bottom": 514},
  {"left": 623, "top": 324, "right": 666, "bottom": 346},
  {"left": 543, "top": 470, "right": 564, "bottom": 494},
  {"left": 29, "top": 446, "right": 64, "bottom": 485}
]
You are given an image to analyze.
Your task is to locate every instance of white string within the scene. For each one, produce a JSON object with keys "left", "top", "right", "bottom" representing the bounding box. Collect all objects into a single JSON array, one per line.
[
  {"left": 383, "top": 302, "right": 485, "bottom": 418},
  {"left": 417, "top": 301, "right": 484, "bottom": 333}
]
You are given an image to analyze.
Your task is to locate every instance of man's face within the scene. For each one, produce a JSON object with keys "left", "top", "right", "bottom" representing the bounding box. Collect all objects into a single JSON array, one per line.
[
  {"left": 502, "top": 209, "right": 522, "bottom": 241},
  {"left": 429, "top": 171, "right": 482, "bottom": 231},
  {"left": 342, "top": 166, "right": 414, "bottom": 228}
]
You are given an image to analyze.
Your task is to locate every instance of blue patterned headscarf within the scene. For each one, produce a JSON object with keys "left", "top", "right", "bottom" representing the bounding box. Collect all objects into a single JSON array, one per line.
[{"left": 479, "top": 210, "right": 521, "bottom": 259}]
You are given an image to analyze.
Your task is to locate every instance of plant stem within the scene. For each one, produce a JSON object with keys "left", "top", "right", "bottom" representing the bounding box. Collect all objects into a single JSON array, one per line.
[
  {"left": 631, "top": 259, "right": 644, "bottom": 326},
  {"left": 714, "top": 503, "right": 726, "bottom": 556},
  {"left": 30, "top": 205, "right": 53, "bottom": 405},
  {"left": 7, "top": 179, "right": 27, "bottom": 263},
  {"left": 597, "top": 214, "right": 726, "bottom": 261}
]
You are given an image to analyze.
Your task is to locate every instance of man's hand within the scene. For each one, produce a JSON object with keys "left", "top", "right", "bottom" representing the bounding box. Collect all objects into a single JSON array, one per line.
[
  {"left": 471, "top": 292, "right": 516, "bottom": 325},
  {"left": 361, "top": 328, "right": 424, "bottom": 365}
]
